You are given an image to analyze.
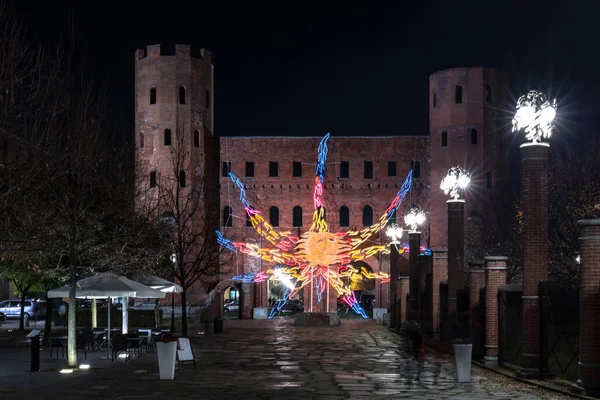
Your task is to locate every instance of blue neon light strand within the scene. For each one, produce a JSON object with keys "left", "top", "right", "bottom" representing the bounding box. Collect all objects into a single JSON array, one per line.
[
  {"left": 387, "top": 169, "right": 414, "bottom": 219},
  {"left": 315, "top": 133, "right": 330, "bottom": 182},
  {"left": 216, "top": 230, "right": 237, "bottom": 252}
]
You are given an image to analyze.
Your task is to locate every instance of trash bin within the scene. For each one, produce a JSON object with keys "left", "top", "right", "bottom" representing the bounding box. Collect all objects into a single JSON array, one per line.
[{"left": 213, "top": 316, "right": 223, "bottom": 334}]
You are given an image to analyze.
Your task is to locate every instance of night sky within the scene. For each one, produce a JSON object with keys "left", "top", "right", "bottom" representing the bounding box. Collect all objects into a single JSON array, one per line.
[{"left": 13, "top": 0, "right": 600, "bottom": 147}]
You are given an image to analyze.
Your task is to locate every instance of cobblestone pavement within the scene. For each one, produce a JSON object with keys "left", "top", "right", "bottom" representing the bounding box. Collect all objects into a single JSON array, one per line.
[{"left": 4, "top": 318, "right": 579, "bottom": 399}]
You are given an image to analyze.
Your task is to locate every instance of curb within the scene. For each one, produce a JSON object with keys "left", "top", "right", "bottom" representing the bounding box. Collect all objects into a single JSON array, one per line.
[
  {"left": 388, "top": 326, "right": 590, "bottom": 399},
  {"left": 471, "top": 360, "right": 595, "bottom": 400}
]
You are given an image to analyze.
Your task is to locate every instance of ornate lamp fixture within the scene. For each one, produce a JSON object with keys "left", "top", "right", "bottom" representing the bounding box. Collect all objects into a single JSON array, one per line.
[
  {"left": 512, "top": 90, "right": 557, "bottom": 144},
  {"left": 440, "top": 166, "right": 471, "bottom": 201},
  {"left": 385, "top": 223, "right": 404, "bottom": 247},
  {"left": 404, "top": 206, "right": 426, "bottom": 233}
]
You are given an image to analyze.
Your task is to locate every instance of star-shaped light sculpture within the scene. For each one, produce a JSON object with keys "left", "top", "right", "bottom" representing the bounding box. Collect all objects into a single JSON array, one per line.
[
  {"left": 404, "top": 206, "right": 426, "bottom": 232},
  {"left": 440, "top": 166, "right": 470, "bottom": 201},
  {"left": 216, "top": 134, "right": 415, "bottom": 318},
  {"left": 512, "top": 90, "right": 557, "bottom": 144}
]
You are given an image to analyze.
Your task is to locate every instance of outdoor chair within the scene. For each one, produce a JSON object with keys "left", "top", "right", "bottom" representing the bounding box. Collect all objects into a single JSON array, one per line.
[
  {"left": 49, "top": 337, "right": 65, "bottom": 358},
  {"left": 81, "top": 329, "right": 95, "bottom": 352},
  {"left": 111, "top": 334, "right": 129, "bottom": 362},
  {"left": 125, "top": 333, "right": 142, "bottom": 358},
  {"left": 76, "top": 335, "right": 87, "bottom": 360}
]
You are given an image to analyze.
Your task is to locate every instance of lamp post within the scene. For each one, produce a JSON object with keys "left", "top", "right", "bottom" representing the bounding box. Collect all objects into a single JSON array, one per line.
[
  {"left": 512, "top": 90, "right": 557, "bottom": 378},
  {"left": 440, "top": 166, "right": 470, "bottom": 340},
  {"left": 170, "top": 253, "right": 177, "bottom": 333},
  {"left": 404, "top": 207, "right": 426, "bottom": 325}
]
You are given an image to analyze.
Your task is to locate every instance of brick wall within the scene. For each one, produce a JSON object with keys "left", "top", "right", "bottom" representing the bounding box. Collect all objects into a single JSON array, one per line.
[
  {"left": 484, "top": 256, "right": 507, "bottom": 365},
  {"left": 468, "top": 260, "right": 485, "bottom": 359},
  {"left": 576, "top": 219, "right": 600, "bottom": 395}
]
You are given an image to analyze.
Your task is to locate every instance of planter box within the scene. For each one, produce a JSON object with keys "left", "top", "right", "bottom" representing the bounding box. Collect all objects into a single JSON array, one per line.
[
  {"left": 453, "top": 344, "right": 472, "bottom": 383},
  {"left": 156, "top": 342, "right": 178, "bottom": 380}
]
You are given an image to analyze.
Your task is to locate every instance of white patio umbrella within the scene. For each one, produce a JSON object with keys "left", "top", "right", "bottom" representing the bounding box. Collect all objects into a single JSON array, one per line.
[
  {"left": 48, "top": 274, "right": 166, "bottom": 359},
  {"left": 126, "top": 270, "right": 182, "bottom": 293}
]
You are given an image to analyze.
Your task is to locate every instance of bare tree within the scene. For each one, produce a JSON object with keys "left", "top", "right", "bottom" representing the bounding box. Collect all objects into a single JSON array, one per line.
[{"left": 139, "top": 123, "right": 231, "bottom": 337}]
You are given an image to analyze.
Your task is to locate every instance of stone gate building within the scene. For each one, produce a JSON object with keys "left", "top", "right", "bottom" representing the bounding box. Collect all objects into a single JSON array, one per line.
[{"left": 134, "top": 44, "right": 509, "bottom": 318}]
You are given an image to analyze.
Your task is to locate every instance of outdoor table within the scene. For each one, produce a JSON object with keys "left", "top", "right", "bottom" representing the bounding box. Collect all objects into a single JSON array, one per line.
[{"left": 50, "top": 336, "right": 68, "bottom": 358}]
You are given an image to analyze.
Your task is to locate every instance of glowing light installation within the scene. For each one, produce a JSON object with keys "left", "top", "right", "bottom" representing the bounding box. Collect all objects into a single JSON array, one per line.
[
  {"left": 217, "top": 133, "right": 415, "bottom": 318},
  {"left": 404, "top": 206, "right": 426, "bottom": 232},
  {"left": 440, "top": 166, "right": 470, "bottom": 201},
  {"left": 512, "top": 90, "right": 557, "bottom": 144}
]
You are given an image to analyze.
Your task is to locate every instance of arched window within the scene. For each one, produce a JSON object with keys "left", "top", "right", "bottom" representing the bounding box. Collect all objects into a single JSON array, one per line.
[
  {"left": 269, "top": 206, "right": 279, "bottom": 227},
  {"left": 471, "top": 128, "right": 478, "bottom": 145},
  {"left": 194, "top": 130, "right": 200, "bottom": 148},
  {"left": 441, "top": 131, "right": 448, "bottom": 147},
  {"left": 485, "top": 84, "right": 493, "bottom": 103},
  {"left": 293, "top": 206, "right": 303, "bottom": 227},
  {"left": 139, "top": 133, "right": 144, "bottom": 148},
  {"left": 179, "top": 170, "right": 186, "bottom": 188},
  {"left": 223, "top": 206, "right": 232, "bottom": 227},
  {"left": 246, "top": 212, "right": 252, "bottom": 227},
  {"left": 339, "top": 206, "right": 350, "bottom": 227},
  {"left": 179, "top": 86, "right": 186, "bottom": 105},
  {"left": 455, "top": 85, "right": 463, "bottom": 104},
  {"left": 432, "top": 92, "right": 437, "bottom": 108},
  {"left": 150, "top": 87, "right": 156, "bottom": 104},
  {"left": 164, "top": 129, "right": 172, "bottom": 146},
  {"left": 362, "top": 205, "right": 373, "bottom": 227},
  {"left": 149, "top": 171, "right": 157, "bottom": 188},
  {"left": 486, "top": 171, "right": 493, "bottom": 189}
]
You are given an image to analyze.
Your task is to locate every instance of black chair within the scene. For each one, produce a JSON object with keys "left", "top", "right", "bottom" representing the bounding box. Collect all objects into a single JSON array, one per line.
[
  {"left": 49, "top": 337, "right": 65, "bottom": 358},
  {"left": 81, "top": 329, "right": 95, "bottom": 352},
  {"left": 76, "top": 335, "right": 87, "bottom": 360},
  {"left": 125, "top": 333, "right": 142, "bottom": 358},
  {"left": 111, "top": 334, "right": 129, "bottom": 362}
]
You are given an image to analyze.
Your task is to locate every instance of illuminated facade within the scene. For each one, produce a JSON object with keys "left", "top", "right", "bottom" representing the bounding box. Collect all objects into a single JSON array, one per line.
[{"left": 133, "top": 45, "right": 509, "bottom": 316}]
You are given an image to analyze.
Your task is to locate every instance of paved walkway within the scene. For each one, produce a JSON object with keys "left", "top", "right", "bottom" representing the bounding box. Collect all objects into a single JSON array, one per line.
[{"left": 2, "top": 318, "right": 579, "bottom": 399}]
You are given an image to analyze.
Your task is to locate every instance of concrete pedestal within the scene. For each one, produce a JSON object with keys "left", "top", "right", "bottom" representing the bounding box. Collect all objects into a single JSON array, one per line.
[{"left": 253, "top": 307, "right": 269, "bottom": 320}]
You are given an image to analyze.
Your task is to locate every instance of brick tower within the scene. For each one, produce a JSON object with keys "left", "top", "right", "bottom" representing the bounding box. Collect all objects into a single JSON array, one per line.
[
  {"left": 429, "top": 67, "right": 509, "bottom": 262},
  {"left": 134, "top": 44, "right": 219, "bottom": 304}
]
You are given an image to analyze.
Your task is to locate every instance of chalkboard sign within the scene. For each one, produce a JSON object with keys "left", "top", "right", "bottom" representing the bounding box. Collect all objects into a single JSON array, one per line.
[{"left": 176, "top": 337, "right": 196, "bottom": 368}]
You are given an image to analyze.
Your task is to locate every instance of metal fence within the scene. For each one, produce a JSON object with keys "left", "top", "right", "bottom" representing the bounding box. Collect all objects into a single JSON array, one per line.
[
  {"left": 498, "top": 284, "right": 523, "bottom": 367},
  {"left": 540, "top": 280, "right": 579, "bottom": 382}
]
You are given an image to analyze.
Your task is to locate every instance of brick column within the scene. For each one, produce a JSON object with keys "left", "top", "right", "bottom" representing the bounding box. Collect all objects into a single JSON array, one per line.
[
  {"left": 399, "top": 276, "right": 410, "bottom": 325},
  {"left": 431, "top": 248, "right": 448, "bottom": 339},
  {"left": 447, "top": 200, "right": 465, "bottom": 339},
  {"left": 408, "top": 231, "right": 421, "bottom": 322},
  {"left": 468, "top": 260, "right": 485, "bottom": 360},
  {"left": 484, "top": 256, "right": 507, "bottom": 366},
  {"left": 389, "top": 243, "right": 400, "bottom": 329},
  {"left": 240, "top": 283, "right": 254, "bottom": 320},
  {"left": 575, "top": 219, "right": 600, "bottom": 396},
  {"left": 518, "top": 142, "right": 549, "bottom": 378}
]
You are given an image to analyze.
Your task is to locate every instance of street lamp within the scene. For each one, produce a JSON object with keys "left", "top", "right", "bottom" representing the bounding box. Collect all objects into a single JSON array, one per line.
[
  {"left": 170, "top": 253, "right": 176, "bottom": 332},
  {"left": 512, "top": 90, "right": 557, "bottom": 144},
  {"left": 440, "top": 166, "right": 471, "bottom": 201},
  {"left": 386, "top": 223, "right": 404, "bottom": 249},
  {"left": 404, "top": 206, "right": 426, "bottom": 233}
]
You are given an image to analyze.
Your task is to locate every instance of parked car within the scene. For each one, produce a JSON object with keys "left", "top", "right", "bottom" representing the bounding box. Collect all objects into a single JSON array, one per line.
[
  {"left": 130, "top": 301, "right": 157, "bottom": 310},
  {"left": 224, "top": 300, "right": 239, "bottom": 312},
  {"left": 0, "top": 299, "right": 41, "bottom": 320}
]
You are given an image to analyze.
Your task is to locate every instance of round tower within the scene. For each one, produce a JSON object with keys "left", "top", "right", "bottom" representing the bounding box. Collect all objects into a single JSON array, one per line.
[
  {"left": 428, "top": 67, "right": 509, "bottom": 257},
  {"left": 134, "top": 44, "right": 215, "bottom": 184},
  {"left": 134, "top": 44, "right": 219, "bottom": 304}
]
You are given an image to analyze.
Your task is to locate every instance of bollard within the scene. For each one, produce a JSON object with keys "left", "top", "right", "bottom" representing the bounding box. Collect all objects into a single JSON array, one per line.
[
  {"left": 31, "top": 333, "right": 40, "bottom": 372},
  {"left": 213, "top": 317, "right": 223, "bottom": 334}
]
